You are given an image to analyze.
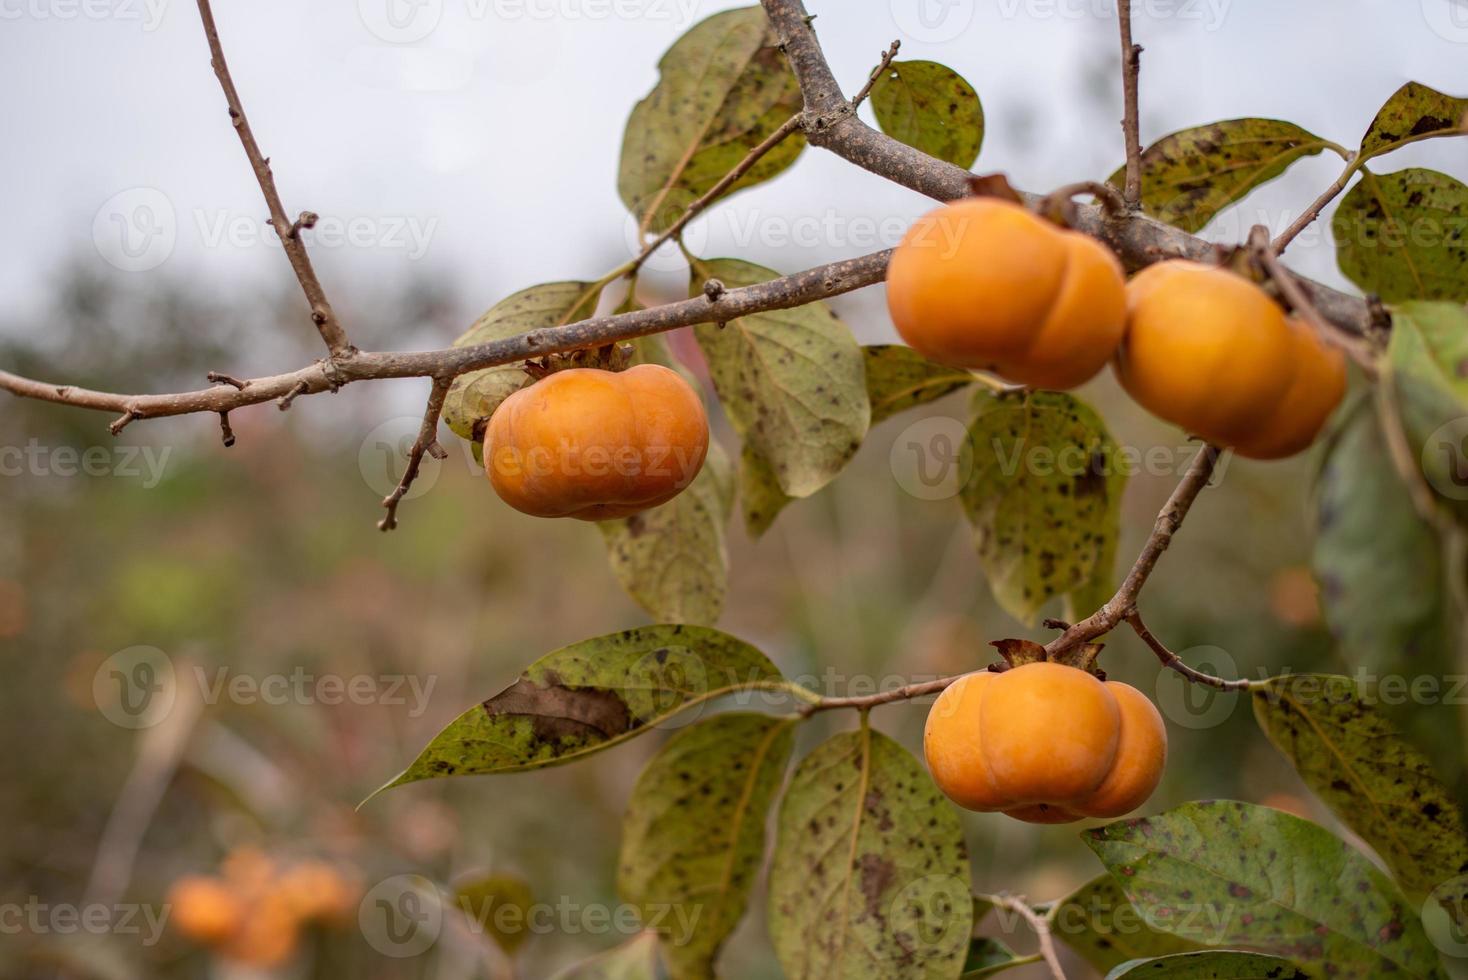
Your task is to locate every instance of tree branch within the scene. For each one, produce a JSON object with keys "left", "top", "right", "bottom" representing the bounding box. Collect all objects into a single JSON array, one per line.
[
  {"left": 1272, "top": 155, "right": 1362, "bottom": 254},
  {"left": 1247, "top": 225, "right": 1378, "bottom": 374},
  {"left": 1126, "top": 610, "right": 1252, "bottom": 690},
  {"left": 0, "top": 250, "right": 891, "bottom": 423},
  {"left": 1046, "top": 444, "right": 1222, "bottom": 656},
  {"left": 1117, "top": 0, "right": 1144, "bottom": 207},
  {"left": 756, "top": 0, "right": 1374, "bottom": 338},
  {"left": 379, "top": 378, "right": 451, "bottom": 532},
  {"left": 992, "top": 894, "right": 1067, "bottom": 980},
  {"left": 194, "top": 0, "right": 352, "bottom": 357}
]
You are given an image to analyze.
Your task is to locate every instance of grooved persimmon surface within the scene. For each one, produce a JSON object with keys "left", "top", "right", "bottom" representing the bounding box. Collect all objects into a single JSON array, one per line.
[
  {"left": 1233, "top": 318, "right": 1348, "bottom": 460},
  {"left": 886, "top": 198, "right": 1126, "bottom": 389},
  {"left": 923, "top": 662, "right": 1168, "bottom": 823},
  {"left": 485, "top": 364, "right": 709, "bottom": 520}
]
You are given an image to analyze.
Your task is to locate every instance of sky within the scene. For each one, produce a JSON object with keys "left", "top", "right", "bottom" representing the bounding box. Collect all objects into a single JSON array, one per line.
[{"left": 0, "top": 0, "right": 1464, "bottom": 357}]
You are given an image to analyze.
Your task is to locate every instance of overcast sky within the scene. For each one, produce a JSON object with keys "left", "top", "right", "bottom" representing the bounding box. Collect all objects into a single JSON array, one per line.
[{"left": 1, "top": 0, "right": 1464, "bottom": 348}]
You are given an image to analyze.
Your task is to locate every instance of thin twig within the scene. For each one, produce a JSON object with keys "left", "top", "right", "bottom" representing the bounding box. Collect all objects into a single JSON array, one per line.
[
  {"left": 193, "top": 0, "right": 351, "bottom": 356},
  {"left": 799, "top": 676, "right": 959, "bottom": 717},
  {"left": 1039, "top": 180, "right": 1129, "bottom": 218},
  {"left": 992, "top": 894, "right": 1066, "bottom": 980},
  {"left": 218, "top": 411, "right": 236, "bottom": 447},
  {"left": 206, "top": 371, "right": 249, "bottom": 390},
  {"left": 1046, "top": 444, "right": 1222, "bottom": 657},
  {"left": 1374, "top": 378, "right": 1449, "bottom": 529},
  {"left": 379, "top": 378, "right": 451, "bottom": 532},
  {"left": 628, "top": 113, "right": 803, "bottom": 275},
  {"left": 1272, "top": 155, "right": 1361, "bottom": 254},
  {"left": 1248, "top": 225, "right": 1379, "bottom": 374},
  {"left": 1126, "top": 611, "right": 1252, "bottom": 690},
  {"left": 850, "top": 39, "right": 901, "bottom": 108},
  {"left": 1117, "top": 0, "right": 1144, "bottom": 207}
]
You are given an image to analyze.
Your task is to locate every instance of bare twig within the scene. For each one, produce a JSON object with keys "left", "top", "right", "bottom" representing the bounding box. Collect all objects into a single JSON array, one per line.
[
  {"left": 850, "top": 39, "right": 901, "bottom": 108},
  {"left": 193, "top": 0, "right": 351, "bottom": 356},
  {"left": 206, "top": 371, "right": 249, "bottom": 390},
  {"left": 276, "top": 379, "right": 309, "bottom": 411},
  {"left": 799, "top": 676, "right": 959, "bottom": 717},
  {"left": 379, "top": 378, "right": 451, "bottom": 532},
  {"left": 1126, "top": 611, "right": 1252, "bottom": 690},
  {"left": 1046, "top": 444, "right": 1222, "bottom": 657},
  {"left": 1039, "top": 180, "right": 1129, "bottom": 218},
  {"left": 1248, "top": 225, "right": 1379, "bottom": 374},
  {"left": 218, "top": 411, "right": 235, "bottom": 447},
  {"left": 993, "top": 894, "right": 1067, "bottom": 980},
  {"left": 1272, "top": 155, "right": 1361, "bottom": 254},
  {"left": 1117, "top": 0, "right": 1144, "bottom": 207},
  {"left": 628, "top": 112, "right": 804, "bottom": 275}
]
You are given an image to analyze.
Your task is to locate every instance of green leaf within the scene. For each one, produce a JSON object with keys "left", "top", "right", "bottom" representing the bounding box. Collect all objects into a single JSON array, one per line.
[
  {"left": 869, "top": 60, "right": 984, "bottom": 169},
  {"left": 1084, "top": 801, "right": 1445, "bottom": 979},
  {"left": 1386, "top": 302, "right": 1468, "bottom": 520},
  {"left": 1312, "top": 395, "right": 1446, "bottom": 676},
  {"left": 1359, "top": 81, "right": 1468, "bottom": 160},
  {"left": 618, "top": 6, "right": 804, "bottom": 235},
  {"left": 961, "top": 936, "right": 1035, "bottom": 977},
  {"left": 453, "top": 873, "right": 536, "bottom": 957},
  {"left": 737, "top": 441, "right": 792, "bottom": 538},
  {"left": 1252, "top": 673, "right": 1468, "bottom": 910},
  {"left": 1333, "top": 168, "right": 1468, "bottom": 303},
  {"left": 375, "top": 625, "right": 788, "bottom": 793},
  {"left": 863, "top": 345, "right": 974, "bottom": 426},
  {"left": 1064, "top": 435, "right": 1130, "bottom": 622},
  {"left": 767, "top": 727, "right": 972, "bottom": 979},
  {"left": 441, "top": 281, "right": 602, "bottom": 444},
  {"left": 600, "top": 440, "right": 733, "bottom": 626},
  {"left": 618, "top": 713, "right": 796, "bottom": 979},
  {"left": 690, "top": 258, "right": 870, "bottom": 498},
  {"left": 1107, "top": 119, "right": 1337, "bottom": 233},
  {"left": 1106, "top": 951, "right": 1308, "bottom": 979},
  {"left": 1049, "top": 874, "right": 1200, "bottom": 974},
  {"left": 961, "top": 390, "right": 1125, "bottom": 624},
  {"left": 549, "top": 931, "right": 662, "bottom": 980}
]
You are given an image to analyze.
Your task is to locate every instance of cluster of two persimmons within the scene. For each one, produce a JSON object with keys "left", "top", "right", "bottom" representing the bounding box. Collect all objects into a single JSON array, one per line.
[{"left": 479, "top": 197, "right": 1347, "bottom": 824}]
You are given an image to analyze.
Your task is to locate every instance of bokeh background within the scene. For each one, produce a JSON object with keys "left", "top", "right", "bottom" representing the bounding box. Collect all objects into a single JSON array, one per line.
[{"left": 3, "top": 0, "right": 1466, "bottom": 976}]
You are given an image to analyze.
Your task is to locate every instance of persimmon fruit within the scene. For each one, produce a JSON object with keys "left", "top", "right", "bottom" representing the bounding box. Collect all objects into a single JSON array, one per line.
[
  {"left": 168, "top": 876, "right": 244, "bottom": 944},
  {"left": 1115, "top": 259, "right": 1345, "bottom": 456},
  {"left": 922, "top": 662, "right": 1167, "bottom": 823},
  {"left": 886, "top": 197, "right": 1127, "bottom": 390},
  {"left": 484, "top": 364, "right": 709, "bottom": 520}
]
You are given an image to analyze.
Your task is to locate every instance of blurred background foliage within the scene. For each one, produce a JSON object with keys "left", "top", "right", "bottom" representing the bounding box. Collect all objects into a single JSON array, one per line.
[{"left": 4, "top": 258, "right": 1459, "bottom": 978}]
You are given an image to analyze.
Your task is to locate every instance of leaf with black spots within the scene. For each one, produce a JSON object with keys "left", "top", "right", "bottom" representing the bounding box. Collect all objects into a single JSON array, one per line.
[
  {"left": 1105, "top": 951, "right": 1308, "bottom": 979},
  {"left": 619, "top": 713, "right": 796, "bottom": 979},
  {"left": 1252, "top": 673, "right": 1468, "bottom": 917},
  {"left": 961, "top": 390, "right": 1124, "bottom": 624},
  {"left": 690, "top": 257, "right": 870, "bottom": 498},
  {"left": 863, "top": 345, "right": 974, "bottom": 426},
  {"left": 618, "top": 7, "right": 804, "bottom": 235},
  {"left": 1106, "top": 120, "right": 1338, "bottom": 233},
  {"left": 600, "top": 440, "right": 734, "bottom": 626},
  {"left": 442, "top": 281, "right": 603, "bottom": 445},
  {"left": 1359, "top": 82, "right": 1468, "bottom": 160},
  {"left": 869, "top": 60, "right": 984, "bottom": 169},
  {"left": 767, "top": 727, "right": 972, "bottom": 978},
  {"left": 1333, "top": 168, "right": 1468, "bottom": 303},
  {"left": 1085, "top": 801, "right": 1445, "bottom": 979},
  {"left": 372, "top": 625, "right": 788, "bottom": 795},
  {"left": 1048, "top": 874, "right": 1200, "bottom": 974}
]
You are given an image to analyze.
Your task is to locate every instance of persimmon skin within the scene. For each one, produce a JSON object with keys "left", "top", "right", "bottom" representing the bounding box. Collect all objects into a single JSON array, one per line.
[
  {"left": 1116, "top": 261, "right": 1296, "bottom": 447},
  {"left": 485, "top": 364, "right": 709, "bottom": 520},
  {"left": 168, "top": 876, "right": 243, "bottom": 944},
  {"left": 923, "top": 663, "right": 1168, "bottom": 823},
  {"left": 1233, "top": 318, "right": 1347, "bottom": 460},
  {"left": 886, "top": 198, "right": 1125, "bottom": 389}
]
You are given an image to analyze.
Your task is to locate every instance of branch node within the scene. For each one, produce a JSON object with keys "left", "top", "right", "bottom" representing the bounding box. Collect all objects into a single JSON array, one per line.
[
  {"left": 109, "top": 410, "right": 138, "bottom": 436},
  {"left": 206, "top": 372, "right": 249, "bottom": 390},
  {"left": 292, "top": 211, "right": 319, "bottom": 237},
  {"left": 218, "top": 411, "right": 236, "bottom": 448},
  {"left": 277, "top": 380, "right": 309, "bottom": 411},
  {"left": 703, "top": 278, "right": 726, "bottom": 302}
]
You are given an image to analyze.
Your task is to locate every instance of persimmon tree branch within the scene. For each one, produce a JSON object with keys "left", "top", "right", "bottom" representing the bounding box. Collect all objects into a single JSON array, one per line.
[
  {"left": 194, "top": 0, "right": 351, "bottom": 357},
  {"left": 992, "top": 894, "right": 1067, "bottom": 980},
  {"left": 1272, "top": 155, "right": 1363, "bottom": 254},
  {"left": 379, "top": 378, "right": 451, "bottom": 532},
  {"left": 1126, "top": 610, "right": 1252, "bottom": 691},
  {"left": 1117, "top": 0, "right": 1144, "bottom": 207}
]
